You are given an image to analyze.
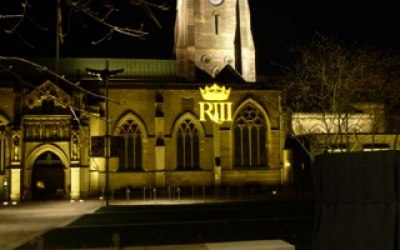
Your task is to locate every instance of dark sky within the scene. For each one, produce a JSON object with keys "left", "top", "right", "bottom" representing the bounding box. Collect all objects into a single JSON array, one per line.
[{"left": 1, "top": 1, "right": 400, "bottom": 75}]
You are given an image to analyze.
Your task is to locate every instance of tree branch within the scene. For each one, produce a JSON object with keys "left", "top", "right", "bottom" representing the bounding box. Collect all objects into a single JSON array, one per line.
[
  {"left": 0, "top": 56, "right": 122, "bottom": 105},
  {"left": 0, "top": 62, "right": 109, "bottom": 122},
  {"left": 3, "top": 0, "right": 29, "bottom": 34},
  {"left": 67, "top": 0, "right": 149, "bottom": 43}
]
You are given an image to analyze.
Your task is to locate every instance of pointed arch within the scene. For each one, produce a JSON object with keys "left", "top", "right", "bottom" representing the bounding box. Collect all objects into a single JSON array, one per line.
[
  {"left": 113, "top": 112, "right": 148, "bottom": 138},
  {"left": 25, "top": 80, "right": 71, "bottom": 110},
  {"left": 172, "top": 112, "right": 204, "bottom": 170},
  {"left": 232, "top": 98, "right": 270, "bottom": 168},
  {"left": 0, "top": 114, "right": 8, "bottom": 137},
  {"left": 26, "top": 144, "right": 69, "bottom": 170},
  {"left": 113, "top": 112, "right": 146, "bottom": 171},
  {"left": 233, "top": 98, "right": 271, "bottom": 129},
  {"left": 172, "top": 112, "right": 205, "bottom": 138},
  {"left": 0, "top": 114, "right": 9, "bottom": 127}
]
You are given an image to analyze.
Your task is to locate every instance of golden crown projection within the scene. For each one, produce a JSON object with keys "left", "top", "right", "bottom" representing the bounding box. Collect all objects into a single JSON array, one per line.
[{"left": 200, "top": 83, "right": 231, "bottom": 101}]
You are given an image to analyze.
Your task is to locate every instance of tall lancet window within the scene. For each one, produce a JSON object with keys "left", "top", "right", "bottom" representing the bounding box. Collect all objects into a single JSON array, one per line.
[
  {"left": 177, "top": 119, "right": 200, "bottom": 170},
  {"left": 116, "top": 119, "right": 142, "bottom": 171},
  {"left": 234, "top": 104, "right": 266, "bottom": 168},
  {"left": 0, "top": 125, "right": 5, "bottom": 174}
]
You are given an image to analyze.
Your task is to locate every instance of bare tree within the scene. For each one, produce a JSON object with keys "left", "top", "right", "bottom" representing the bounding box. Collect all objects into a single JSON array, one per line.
[
  {"left": 281, "top": 33, "right": 400, "bottom": 160},
  {"left": 0, "top": 0, "right": 169, "bottom": 115},
  {"left": 0, "top": 0, "right": 171, "bottom": 204},
  {"left": 0, "top": 0, "right": 169, "bottom": 47}
]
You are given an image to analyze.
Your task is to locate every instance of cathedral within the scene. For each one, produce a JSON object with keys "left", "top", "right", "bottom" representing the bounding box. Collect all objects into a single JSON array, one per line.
[{"left": 0, "top": 0, "right": 291, "bottom": 201}]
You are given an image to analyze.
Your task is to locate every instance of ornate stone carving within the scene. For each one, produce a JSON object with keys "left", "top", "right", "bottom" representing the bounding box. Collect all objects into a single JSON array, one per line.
[{"left": 25, "top": 80, "right": 70, "bottom": 109}]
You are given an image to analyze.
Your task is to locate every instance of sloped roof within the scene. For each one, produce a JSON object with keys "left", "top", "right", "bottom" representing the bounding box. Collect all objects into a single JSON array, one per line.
[
  {"left": 0, "top": 57, "right": 177, "bottom": 81},
  {"left": 195, "top": 64, "right": 246, "bottom": 84},
  {"left": 215, "top": 65, "right": 247, "bottom": 84}
]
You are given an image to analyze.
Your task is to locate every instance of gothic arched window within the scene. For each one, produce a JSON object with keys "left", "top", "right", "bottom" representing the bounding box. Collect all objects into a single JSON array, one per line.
[
  {"left": 234, "top": 104, "right": 266, "bottom": 168},
  {"left": 0, "top": 125, "right": 5, "bottom": 174},
  {"left": 176, "top": 119, "right": 200, "bottom": 170},
  {"left": 116, "top": 119, "right": 142, "bottom": 171}
]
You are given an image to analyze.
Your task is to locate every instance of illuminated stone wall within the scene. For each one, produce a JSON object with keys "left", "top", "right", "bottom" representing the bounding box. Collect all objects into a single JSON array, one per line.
[
  {"left": 0, "top": 0, "right": 276, "bottom": 200},
  {"left": 175, "top": 0, "right": 256, "bottom": 82},
  {"left": 0, "top": 78, "right": 393, "bottom": 200},
  {"left": 0, "top": 88, "right": 15, "bottom": 121},
  {"left": 291, "top": 106, "right": 397, "bottom": 156},
  {"left": 85, "top": 86, "right": 285, "bottom": 192},
  {"left": 0, "top": 88, "right": 14, "bottom": 198}
]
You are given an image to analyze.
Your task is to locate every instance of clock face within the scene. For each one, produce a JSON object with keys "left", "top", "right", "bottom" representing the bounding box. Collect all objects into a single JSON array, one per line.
[{"left": 208, "top": 0, "right": 224, "bottom": 6}]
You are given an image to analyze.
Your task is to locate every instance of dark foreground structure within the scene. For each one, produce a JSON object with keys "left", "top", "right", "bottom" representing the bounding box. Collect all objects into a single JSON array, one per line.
[
  {"left": 15, "top": 192, "right": 315, "bottom": 250},
  {"left": 313, "top": 150, "right": 400, "bottom": 250}
]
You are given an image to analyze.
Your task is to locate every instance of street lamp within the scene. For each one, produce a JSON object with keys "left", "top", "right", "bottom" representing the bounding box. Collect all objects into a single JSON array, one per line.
[
  {"left": 86, "top": 61, "right": 124, "bottom": 206},
  {"left": 2, "top": 178, "right": 9, "bottom": 205}
]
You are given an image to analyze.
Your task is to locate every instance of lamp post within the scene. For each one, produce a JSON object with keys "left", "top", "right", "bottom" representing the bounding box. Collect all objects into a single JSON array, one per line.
[
  {"left": 2, "top": 178, "right": 9, "bottom": 205},
  {"left": 86, "top": 61, "right": 123, "bottom": 206}
]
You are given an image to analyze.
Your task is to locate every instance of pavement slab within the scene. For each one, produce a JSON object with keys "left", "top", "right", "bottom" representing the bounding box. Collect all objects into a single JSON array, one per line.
[{"left": 0, "top": 200, "right": 102, "bottom": 250}]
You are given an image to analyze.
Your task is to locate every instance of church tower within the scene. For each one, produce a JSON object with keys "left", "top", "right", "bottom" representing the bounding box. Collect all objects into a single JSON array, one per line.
[{"left": 175, "top": 0, "right": 256, "bottom": 82}]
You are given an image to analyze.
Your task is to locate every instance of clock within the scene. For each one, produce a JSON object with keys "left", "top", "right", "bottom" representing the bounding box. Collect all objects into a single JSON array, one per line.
[{"left": 208, "top": 0, "right": 224, "bottom": 6}]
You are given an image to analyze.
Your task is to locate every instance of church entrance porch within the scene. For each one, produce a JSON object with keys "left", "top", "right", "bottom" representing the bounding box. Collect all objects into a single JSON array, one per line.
[{"left": 31, "top": 152, "right": 65, "bottom": 200}]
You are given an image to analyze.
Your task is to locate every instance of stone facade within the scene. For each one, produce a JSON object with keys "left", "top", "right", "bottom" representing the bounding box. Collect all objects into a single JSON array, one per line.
[
  {"left": 0, "top": 0, "right": 288, "bottom": 201},
  {"left": 0, "top": 79, "right": 287, "bottom": 201}
]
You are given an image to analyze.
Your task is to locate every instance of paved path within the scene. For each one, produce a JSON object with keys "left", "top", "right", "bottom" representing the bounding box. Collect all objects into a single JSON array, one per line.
[
  {"left": 0, "top": 190, "right": 313, "bottom": 250},
  {"left": 76, "top": 240, "right": 295, "bottom": 250},
  {"left": 0, "top": 200, "right": 103, "bottom": 250}
]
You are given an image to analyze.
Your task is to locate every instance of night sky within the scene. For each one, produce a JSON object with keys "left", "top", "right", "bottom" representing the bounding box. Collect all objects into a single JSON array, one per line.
[{"left": 1, "top": 0, "right": 400, "bottom": 75}]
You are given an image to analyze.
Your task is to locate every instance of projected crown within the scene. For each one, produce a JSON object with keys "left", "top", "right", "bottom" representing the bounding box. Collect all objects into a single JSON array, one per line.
[{"left": 200, "top": 83, "right": 231, "bottom": 101}]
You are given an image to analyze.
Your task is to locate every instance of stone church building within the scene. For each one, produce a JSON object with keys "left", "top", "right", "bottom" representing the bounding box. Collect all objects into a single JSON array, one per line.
[{"left": 0, "top": 0, "right": 290, "bottom": 201}]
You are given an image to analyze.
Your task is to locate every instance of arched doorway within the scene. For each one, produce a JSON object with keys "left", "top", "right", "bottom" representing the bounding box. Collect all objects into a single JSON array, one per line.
[{"left": 31, "top": 151, "right": 65, "bottom": 200}]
